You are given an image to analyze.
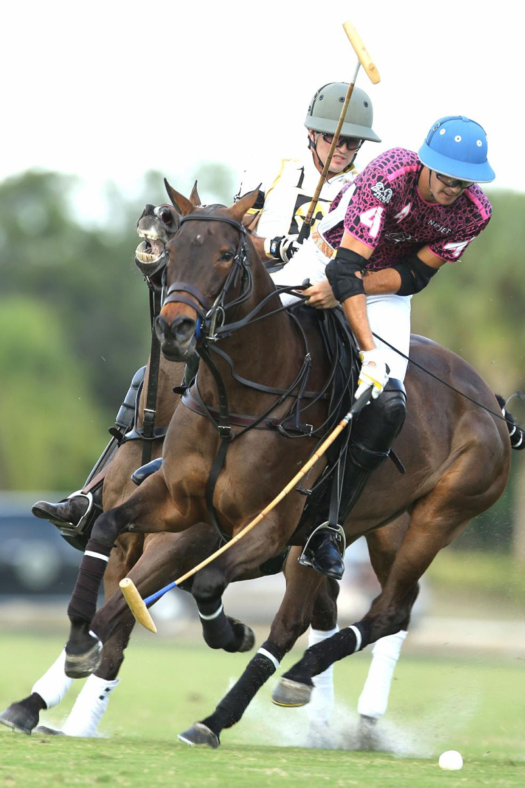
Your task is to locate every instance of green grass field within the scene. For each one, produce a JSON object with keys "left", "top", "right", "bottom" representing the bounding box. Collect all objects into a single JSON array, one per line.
[{"left": 0, "top": 632, "right": 524, "bottom": 787}]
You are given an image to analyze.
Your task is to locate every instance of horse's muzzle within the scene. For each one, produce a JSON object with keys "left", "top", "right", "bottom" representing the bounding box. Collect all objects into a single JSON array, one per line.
[{"left": 155, "top": 314, "right": 196, "bottom": 361}]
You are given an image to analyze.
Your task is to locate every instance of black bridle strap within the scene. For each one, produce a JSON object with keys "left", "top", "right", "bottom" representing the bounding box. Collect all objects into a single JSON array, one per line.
[
  {"left": 165, "top": 281, "right": 212, "bottom": 310},
  {"left": 141, "top": 286, "right": 163, "bottom": 465}
]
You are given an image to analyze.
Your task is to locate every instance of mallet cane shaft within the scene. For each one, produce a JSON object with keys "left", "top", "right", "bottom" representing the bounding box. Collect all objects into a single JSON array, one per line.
[
  {"left": 298, "top": 20, "right": 380, "bottom": 243},
  {"left": 120, "top": 386, "right": 373, "bottom": 632}
]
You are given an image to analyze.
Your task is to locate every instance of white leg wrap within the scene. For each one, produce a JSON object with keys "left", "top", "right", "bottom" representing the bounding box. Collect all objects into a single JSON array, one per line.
[
  {"left": 31, "top": 649, "right": 73, "bottom": 709},
  {"left": 61, "top": 675, "right": 120, "bottom": 737},
  {"left": 307, "top": 625, "right": 339, "bottom": 726},
  {"left": 357, "top": 630, "right": 408, "bottom": 720}
]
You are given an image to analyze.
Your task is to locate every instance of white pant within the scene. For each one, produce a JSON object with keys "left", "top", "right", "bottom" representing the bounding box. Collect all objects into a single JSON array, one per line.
[{"left": 271, "top": 243, "right": 411, "bottom": 382}]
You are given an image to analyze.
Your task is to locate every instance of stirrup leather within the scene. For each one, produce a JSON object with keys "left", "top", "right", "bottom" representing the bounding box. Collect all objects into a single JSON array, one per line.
[
  {"left": 298, "top": 521, "right": 346, "bottom": 569},
  {"left": 55, "top": 490, "right": 96, "bottom": 538}
]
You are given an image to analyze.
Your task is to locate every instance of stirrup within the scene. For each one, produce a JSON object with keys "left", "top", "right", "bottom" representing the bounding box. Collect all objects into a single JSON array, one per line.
[
  {"left": 56, "top": 490, "right": 96, "bottom": 538},
  {"left": 298, "top": 521, "right": 346, "bottom": 570}
]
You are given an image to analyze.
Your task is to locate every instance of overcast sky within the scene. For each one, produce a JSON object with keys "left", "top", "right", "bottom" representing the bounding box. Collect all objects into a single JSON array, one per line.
[{"left": 3, "top": 0, "right": 522, "bottom": 221}]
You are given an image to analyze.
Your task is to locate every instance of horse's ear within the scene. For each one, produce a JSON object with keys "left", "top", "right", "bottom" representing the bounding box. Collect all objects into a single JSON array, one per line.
[
  {"left": 229, "top": 186, "right": 261, "bottom": 223},
  {"left": 164, "top": 178, "right": 195, "bottom": 216},
  {"left": 189, "top": 181, "right": 201, "bottom": 207}
]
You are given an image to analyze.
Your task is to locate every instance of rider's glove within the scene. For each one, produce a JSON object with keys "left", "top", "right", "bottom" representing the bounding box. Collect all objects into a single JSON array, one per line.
[
  {"left": 264, "top": 235, "right": 301, "bottom": 264},
  {"left": 355, "top": 349, "right": 390, "bottom": 401}
]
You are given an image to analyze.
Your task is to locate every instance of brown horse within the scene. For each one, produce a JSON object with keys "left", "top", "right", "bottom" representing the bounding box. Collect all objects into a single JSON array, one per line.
[
  {"left": 54, "top": 187, "right": 511, "bottom": 750},
  {"left": 0, "top": 193, "right": 349, "bottom": 738}
]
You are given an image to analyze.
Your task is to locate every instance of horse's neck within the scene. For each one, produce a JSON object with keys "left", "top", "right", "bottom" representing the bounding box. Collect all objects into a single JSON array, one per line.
[{"left": 198, "top": 261, "right": 301, "bottom": 408}]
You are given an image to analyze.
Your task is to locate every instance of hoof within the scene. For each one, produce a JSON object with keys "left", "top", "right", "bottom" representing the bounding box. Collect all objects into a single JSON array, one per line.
[
  {"left": 271, "top": 677, "right": 313, "bottom": 707},
  {"left": 357, "top": 715, "right": 380, "bottom": 751},
  {"left": 178, "top": 722, "right": 220, "bottom": 748},
  {"left": 227, "top": 617, "right": 256, "bottom": 653},
  {"left": 0, "top": 703, "right": 38, "bottom": 735},
  {"left": 65, "top": 635, "right": 102, "bottom": 679},
  {"left": 34, "top": 725, "right": 65, "bottom": 736}
]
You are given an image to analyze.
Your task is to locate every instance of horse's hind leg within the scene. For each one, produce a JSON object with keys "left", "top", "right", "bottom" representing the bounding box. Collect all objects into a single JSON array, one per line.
[
  {"left": 357, "top": 517, "right": 411, "bottom": 717},
  {"left": 306, "top": 577, "right": 340, "bottom": 745},
  {"left": 273, "top": 478, "right": 490, "bottom": 704}
]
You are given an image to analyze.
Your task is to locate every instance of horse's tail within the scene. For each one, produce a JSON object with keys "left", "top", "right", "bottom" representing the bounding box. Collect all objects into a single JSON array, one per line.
[{"left": 495, "top": 393, "right": 525, "bottom": 450}]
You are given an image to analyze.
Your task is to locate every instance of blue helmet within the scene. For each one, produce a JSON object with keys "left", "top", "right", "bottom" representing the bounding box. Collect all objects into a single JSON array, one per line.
[{"left": 418, "top": 116, "right": 495, "bottom": 183}]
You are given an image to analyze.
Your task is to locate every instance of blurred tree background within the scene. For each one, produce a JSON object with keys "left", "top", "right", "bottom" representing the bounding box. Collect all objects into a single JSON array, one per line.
[{"left": 0, "top": 167, "right": 523, "bottom": 556}]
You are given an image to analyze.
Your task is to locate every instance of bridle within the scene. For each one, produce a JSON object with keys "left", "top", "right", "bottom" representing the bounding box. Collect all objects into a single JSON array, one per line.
[{"left": 162, "top": 214, "right": 253, "bottom": 343}]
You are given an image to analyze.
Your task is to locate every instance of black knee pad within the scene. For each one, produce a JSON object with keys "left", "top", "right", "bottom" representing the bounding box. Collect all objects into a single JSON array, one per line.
[
  {"left": 349, "top": 379, "right": 407, "bottom": 464},
  {"left": 374, "top": 379, "right": 407, "bottom": 432}
]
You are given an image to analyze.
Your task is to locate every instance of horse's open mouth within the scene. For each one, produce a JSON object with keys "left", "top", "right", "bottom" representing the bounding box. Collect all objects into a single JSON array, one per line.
[{"left": 135, "top": 233, "right": 166, "bottom": 266}]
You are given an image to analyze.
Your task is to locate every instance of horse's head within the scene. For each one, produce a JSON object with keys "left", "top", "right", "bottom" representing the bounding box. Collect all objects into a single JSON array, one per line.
[
  {"left": 155, "top": 182, "right": 259, "bottom": 362},
  {"left": 134, "top": 181, "right": 201, "bottom": 282}
]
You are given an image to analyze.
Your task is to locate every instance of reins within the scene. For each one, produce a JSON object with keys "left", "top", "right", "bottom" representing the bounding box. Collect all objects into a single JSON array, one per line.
[{"left": 372, "top": 330, "right": 520, "bottom": 429}]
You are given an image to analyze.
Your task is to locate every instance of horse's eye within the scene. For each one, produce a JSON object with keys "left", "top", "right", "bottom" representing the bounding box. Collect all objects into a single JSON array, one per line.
[
  {"left": 220, "top": 251, "right": 234, "bottom": 263},
  {"left": 159, "top": 207, "right": 176, "bottom": 228}
]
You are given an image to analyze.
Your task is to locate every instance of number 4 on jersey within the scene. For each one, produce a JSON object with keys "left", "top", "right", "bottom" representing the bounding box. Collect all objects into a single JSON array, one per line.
[
  {"left": 443, "top": 239, "right": 472, "bottom": 258},
  {"left": 359, "top": 206, "right": 384, "bottom": 238}
]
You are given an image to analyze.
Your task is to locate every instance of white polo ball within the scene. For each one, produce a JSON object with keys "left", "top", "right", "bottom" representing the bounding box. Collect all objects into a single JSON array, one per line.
[{"left": 438, "top": 750, "right": 463, "bottom": 770}]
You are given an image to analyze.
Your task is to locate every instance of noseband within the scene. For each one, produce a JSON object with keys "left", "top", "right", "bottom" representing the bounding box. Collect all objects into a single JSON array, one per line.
[{"left": 161, "top": 214, "right": 253, "bottom": 342}]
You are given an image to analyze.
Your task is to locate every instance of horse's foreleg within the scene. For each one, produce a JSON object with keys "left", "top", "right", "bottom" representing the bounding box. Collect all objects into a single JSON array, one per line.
[
  {"left": 189, "top": 508, "right": 295, "bottom": 655},
  {"left": 65, "top": 472, "right": 177, "bottom": 678},
  {"left": 191, "top": 562, "right": 255, "bottom": 654},
  {"left": 0, "top": 649, "right": 72, "bottom": 735},
  {"left": 179, "top": 548, "right": 324, "bottom": 747}
]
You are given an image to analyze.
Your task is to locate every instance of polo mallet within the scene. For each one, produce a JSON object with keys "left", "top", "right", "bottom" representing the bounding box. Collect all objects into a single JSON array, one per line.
[
  {"left": 120, "top": 385, "right": 374, "bottom": 632},
  {"left": 298, "top": 20, "right": 380, "bottom": 244}
]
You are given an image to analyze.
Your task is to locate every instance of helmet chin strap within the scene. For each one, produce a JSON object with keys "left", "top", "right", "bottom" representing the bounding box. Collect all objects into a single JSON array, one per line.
[
  {"left": 308, "top": 133, "right": 357, "bottom": 176},
  {"left": 427, "top": 169, "right": 438, "bottom": 203}
]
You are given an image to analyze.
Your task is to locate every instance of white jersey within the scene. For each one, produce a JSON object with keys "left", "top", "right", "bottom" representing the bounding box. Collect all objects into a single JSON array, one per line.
[{"left": 236, "top": 154, "right": 355, "bottom": 240}]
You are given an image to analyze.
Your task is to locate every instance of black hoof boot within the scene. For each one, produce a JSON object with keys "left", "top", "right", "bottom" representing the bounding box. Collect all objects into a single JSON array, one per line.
[
  {"left": 178, "top": 722, "right": 220, "bottom": 748},
  {"left": 65, "top": 621, "right": 102, "bottom": 679},
  {"left": 32, "top": 495, "right": 90, "bottom": 529},
  {"left": 299, "top": 524, "right": 345, "bottom": 580},
  {"left": 225, "top": 617, "right": 256, "bottom": 653},
  {"left": 0, "top": 694, "right": 45, "bottom": 735}
]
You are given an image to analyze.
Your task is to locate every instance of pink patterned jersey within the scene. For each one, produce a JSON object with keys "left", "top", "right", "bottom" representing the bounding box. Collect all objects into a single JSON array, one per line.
[{"left": 324, "top": 148, "right": 492, "bottom": 271}]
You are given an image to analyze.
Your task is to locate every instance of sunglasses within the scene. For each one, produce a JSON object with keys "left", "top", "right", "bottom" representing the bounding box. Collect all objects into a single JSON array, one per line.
[
  {"left": 320, "top": 133, "right": 362, "bottom": 152},
  {"left": 434, "top": 172, "right": 474, "bottom": 190}
]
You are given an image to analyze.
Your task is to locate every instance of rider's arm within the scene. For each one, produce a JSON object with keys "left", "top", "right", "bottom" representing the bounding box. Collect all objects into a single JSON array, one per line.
[
  {"left": 305, "top": 242, "right": 446, "bottom": 306},
  {"left": 337, "top": 232, "right": 375, "bottom": 351},
  {"left": 363, "top": 246, "right": 446, "bottom": 295}
]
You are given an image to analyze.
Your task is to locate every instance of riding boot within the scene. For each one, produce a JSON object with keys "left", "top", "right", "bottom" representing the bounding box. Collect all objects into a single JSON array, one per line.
[
  {"left": 32, "top": 366, "right": 147, "bottom": 551},
  {"left": 32, "top": 485, "right": 103, "bottom": 552},
  {"left": 300, "top": 380, "right": 407, "bottom": 581}
]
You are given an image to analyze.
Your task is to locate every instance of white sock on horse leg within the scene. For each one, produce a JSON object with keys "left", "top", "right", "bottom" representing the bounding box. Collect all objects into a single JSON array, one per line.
[
  {"left": 31, "top": 649, "right": 73, "bottom": 709},
  {"left": 61, "top": 675, "right": 120, "bottom": 737},
  {"left": 307, "top": 625, "right": 339, "bottom": 726},
  {"left": 357, "top": 630, "right": 408, "bottom": 720}
]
